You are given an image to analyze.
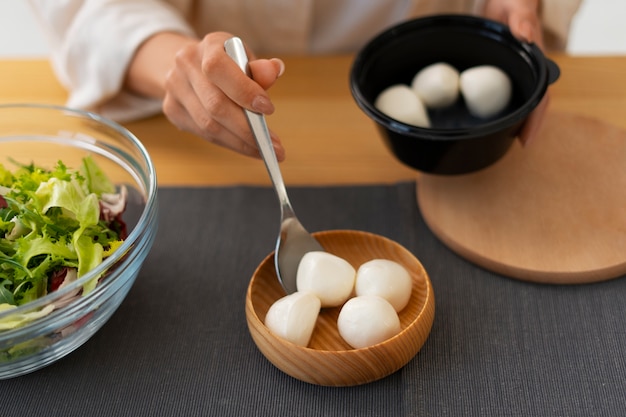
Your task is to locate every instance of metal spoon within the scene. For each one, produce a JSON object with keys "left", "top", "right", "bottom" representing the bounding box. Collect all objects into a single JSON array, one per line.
[{"left": 224, "top": 37, "right": 324, "bottom": 294}]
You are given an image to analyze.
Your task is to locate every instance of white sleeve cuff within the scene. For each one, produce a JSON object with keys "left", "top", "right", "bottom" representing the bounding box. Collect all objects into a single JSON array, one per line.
[{"left": 54, "top": 1, "right": 195, "bottom": 121}]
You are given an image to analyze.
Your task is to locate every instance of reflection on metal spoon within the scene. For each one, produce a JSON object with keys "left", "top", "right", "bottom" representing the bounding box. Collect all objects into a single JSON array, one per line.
[{"left": 224, "top": 37, "right": 323, "bottom": 294}]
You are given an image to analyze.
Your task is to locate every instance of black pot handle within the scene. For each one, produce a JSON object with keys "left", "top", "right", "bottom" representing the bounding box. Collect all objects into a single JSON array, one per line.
[{"left": 545, "top": 57, "right": 560, "bottom": 85}]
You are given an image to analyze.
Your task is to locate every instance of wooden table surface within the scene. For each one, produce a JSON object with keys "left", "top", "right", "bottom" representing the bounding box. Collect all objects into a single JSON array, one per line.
[{"left": 1, "top": 54, "right": 625, "bottom": 186}]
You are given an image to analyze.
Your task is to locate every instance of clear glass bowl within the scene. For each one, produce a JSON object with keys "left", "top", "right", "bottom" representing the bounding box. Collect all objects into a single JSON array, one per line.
[{"left": 0, "top": 104, "right": 158, "bottom": 379}]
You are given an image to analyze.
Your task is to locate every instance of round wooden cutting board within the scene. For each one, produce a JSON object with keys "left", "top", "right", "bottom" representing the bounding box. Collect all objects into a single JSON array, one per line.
[{"left": 417, "top": 111, "right": 626, "bottom": 284}]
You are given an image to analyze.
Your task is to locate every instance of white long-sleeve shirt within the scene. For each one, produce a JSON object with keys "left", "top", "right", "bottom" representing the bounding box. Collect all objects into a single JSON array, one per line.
[{"left": 27, "top": 0, "right": 581, "bottom": 122}]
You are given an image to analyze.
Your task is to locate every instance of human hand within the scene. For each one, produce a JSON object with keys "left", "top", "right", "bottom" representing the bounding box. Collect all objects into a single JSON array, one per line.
[
  {"left": 483, "top": 0, "right": 543, "bottom": 47},
  {"left": 482, "top": 0, "right": 546, "bottom": 146},
  {"left": 162, "top": 32, "right": 286, "bottom": 160}
]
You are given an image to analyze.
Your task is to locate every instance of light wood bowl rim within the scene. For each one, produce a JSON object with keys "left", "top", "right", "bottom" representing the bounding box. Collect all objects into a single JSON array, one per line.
[{"left": 245, "top": 229, "right": 435, "bottom": 386}]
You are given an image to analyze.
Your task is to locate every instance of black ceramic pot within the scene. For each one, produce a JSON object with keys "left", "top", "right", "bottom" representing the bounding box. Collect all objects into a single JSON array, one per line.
[{"left": 350, "top": 14, "right": 560, "bottom": 175}]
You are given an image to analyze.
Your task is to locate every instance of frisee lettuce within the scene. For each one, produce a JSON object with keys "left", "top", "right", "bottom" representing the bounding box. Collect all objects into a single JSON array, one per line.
[{"left": 0, "top": 156, "right": 126, "bottom": 330}]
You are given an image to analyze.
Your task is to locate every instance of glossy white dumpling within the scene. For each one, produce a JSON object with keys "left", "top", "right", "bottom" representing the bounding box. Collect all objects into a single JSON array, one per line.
[
  {"left": 337, "top": 295, "right": 402, "bottom": 349},
  {"left": 296, "top": 251, "right": 356, "bottom": 308},
  {"left": 411, "top": 62, "right": 460, "bottom": 109},
  {"left": 264, "top": 291, "right": 321, "bottom": 347},
  {"left": 355, "top": 259, "right": 412, "bottom": 312},
  {"left": 459, "top": 65, "right": 512, "bottom": 118},
  {"left": 374, "top": 84, "right": 431, "bottom": 128}
]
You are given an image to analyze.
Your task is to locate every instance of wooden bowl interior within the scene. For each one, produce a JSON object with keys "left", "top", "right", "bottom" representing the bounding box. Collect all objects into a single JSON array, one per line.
[{"left": 246, "top": 229, "right": 435, "bottom": 386}]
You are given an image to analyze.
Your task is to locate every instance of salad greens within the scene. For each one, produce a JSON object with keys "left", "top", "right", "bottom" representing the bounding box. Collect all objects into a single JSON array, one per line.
[{"left": 0, "top": 156, "right": 127, "bottom": 330}]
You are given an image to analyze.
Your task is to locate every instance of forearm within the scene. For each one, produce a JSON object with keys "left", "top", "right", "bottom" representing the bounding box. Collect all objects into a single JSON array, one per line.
[
  {"left": 540, "top": 0, "right": 583, "bottom": 50},
  {"left": 27, "top": 0, "right": 196, "bottom": 121},
  {"left": 124, "top": 32, "right": 199, "bottom": 100}
]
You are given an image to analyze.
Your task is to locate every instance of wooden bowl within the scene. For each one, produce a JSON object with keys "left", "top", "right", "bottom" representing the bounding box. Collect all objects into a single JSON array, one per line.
[{"left": 245, "top": 230, "right": 435, "bottom": 386}]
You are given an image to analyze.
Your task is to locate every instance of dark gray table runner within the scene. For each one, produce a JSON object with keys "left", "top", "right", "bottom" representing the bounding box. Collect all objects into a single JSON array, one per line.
[{"left": 2, "top": 183, "right": 625, "bottom": 416}]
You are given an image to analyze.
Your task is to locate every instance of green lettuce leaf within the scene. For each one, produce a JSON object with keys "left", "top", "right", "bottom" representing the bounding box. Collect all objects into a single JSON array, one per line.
[
  {"left": 0, "top": 303, "right": 55, "bottom": 331},
  {"left": 81, "top": 155, "right": 115, "bottom": 196},
  {"left": 0, "top": 157, "right": 125, "bottom": 331}
]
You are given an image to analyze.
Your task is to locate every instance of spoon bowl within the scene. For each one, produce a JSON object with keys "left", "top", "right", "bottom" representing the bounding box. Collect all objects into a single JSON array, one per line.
[
  {"left": 275, "top": 216, "right": 324, "bottom": 294},
  {"left": 225, "top": 37, "right": 323, "bottom": 294}
]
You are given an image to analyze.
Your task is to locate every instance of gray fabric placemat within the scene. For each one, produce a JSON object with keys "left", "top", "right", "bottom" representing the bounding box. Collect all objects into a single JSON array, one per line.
[{"left": 2, "top": 183, "right": 625, "bottom": 417}]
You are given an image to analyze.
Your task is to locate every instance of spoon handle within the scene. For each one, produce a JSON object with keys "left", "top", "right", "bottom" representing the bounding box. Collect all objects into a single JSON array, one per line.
[{"left": 224, "top": 37, "right": 293, "bottom": 216}]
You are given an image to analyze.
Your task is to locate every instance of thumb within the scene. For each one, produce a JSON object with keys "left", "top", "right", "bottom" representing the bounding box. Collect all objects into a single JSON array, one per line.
[
  {"left": 249, "top": 58, "right": 285, "bottom": 90},
  {"left": 509, "top": 12, "right": 544, "bottom": 48}
]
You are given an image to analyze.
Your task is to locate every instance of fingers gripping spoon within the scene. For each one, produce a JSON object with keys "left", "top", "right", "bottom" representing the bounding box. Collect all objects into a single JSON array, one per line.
[{"left": 225, "top": 37, "right": 324, "bottom": 295}]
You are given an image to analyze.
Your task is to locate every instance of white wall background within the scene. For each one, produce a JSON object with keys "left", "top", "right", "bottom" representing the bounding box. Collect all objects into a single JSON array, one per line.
[{"left": 0, "top": 0, "right": 625, "bottom": 58}]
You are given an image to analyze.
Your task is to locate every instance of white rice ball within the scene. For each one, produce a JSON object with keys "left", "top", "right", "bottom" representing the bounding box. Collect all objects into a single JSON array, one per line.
[
  {"left": 459, "top": 65, "right": 512, "bottom": 118},
  {"left": 296, "top": 251, "right": 356, "bottom": 308},
  {"left": 374, "top": 84, "right": 431, "bottom": 128},
  {"left": 355, "top": 259, "right": 412, "bottom": 312},
  {"left": 264, "top": 291, "right": 321, "bottom": 347},
  {"left": 411, "top": 62, "right": 460, "bottom": 109},
  {"left": 337, "top": 295, "right": 402, "bottom": 349}
]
